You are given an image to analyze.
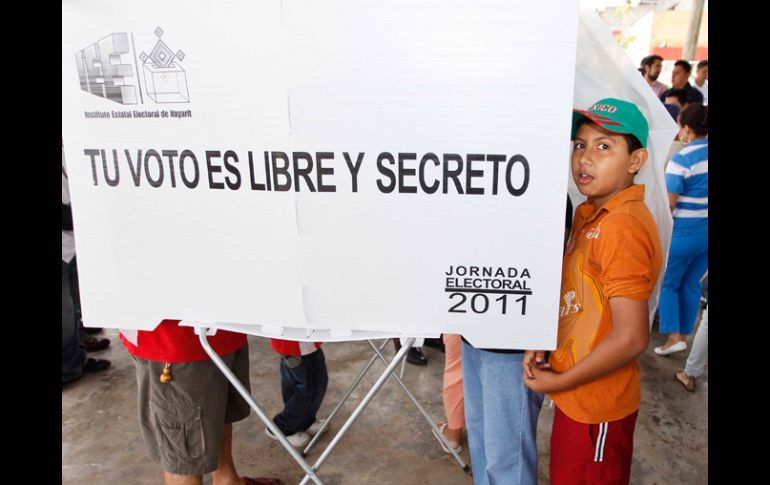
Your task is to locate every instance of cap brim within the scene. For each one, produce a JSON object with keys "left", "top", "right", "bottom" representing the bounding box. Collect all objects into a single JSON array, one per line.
[{"left": 571, "top": 110, "right": 633, "bottom": 139}]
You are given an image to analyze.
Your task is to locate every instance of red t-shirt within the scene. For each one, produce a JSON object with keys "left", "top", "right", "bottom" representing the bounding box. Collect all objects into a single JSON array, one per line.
[
  {"left": 270, "top": 338, "right": 322, "bottom": 356},
  {"left": 120, "top": 319, "right": 247, "bottom": 363}
]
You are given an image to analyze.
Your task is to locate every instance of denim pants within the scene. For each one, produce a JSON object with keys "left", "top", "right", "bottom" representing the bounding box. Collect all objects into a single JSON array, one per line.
[
  {"left": 659, "top": 229, "right": 708, "bottom": 335},
  {"left": 462, "top": 342, "right": 544, "bottom": 485},
  {"left": 273, "top": 349, "right": 328, "bottom": 435},
  {"left": 62, "top": 259, "right": 86, "bottom": 382}
]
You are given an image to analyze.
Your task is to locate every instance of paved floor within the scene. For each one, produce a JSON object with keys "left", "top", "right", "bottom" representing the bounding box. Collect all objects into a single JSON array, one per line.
[{"left": 63, "top": 321, "right": 707, "bottom": 484}]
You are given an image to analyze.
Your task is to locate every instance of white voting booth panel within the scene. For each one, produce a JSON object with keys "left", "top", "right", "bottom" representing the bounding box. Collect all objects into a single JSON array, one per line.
[
  {"left": 62, "top": 0, "right": 580, "bottom": 350},
  {"left": 571, "top": 5, "right": 676, "bottom": 323}
]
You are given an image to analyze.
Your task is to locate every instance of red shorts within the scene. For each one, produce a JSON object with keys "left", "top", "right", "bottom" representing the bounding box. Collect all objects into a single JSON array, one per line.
[{"left": 550, "top": 406, "right": 638, "bottom": 485}]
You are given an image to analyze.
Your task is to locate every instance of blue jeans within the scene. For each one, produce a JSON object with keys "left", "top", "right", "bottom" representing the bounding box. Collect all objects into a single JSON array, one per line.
[
  {"left": 62, "top": 259, "right": 86, "bottom": 382},
  {"left": 273, "top": 349, "right": 328, "bottom": 435},
  {"left": 462, "top": 342, "right": 544, "bottom": 485},
  {"left": 659, "top": 229, "right": 708, "bottom": 335}
]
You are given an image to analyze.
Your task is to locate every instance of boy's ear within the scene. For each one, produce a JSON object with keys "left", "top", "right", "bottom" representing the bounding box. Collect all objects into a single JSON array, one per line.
[{"left": 628, "top": 148, "right": 648, "bottom": 174}]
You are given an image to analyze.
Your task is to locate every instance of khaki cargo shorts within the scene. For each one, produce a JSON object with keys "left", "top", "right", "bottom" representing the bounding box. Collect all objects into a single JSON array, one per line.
[{"left": 132, "top": 344, "right": 251, "bottom": 476}]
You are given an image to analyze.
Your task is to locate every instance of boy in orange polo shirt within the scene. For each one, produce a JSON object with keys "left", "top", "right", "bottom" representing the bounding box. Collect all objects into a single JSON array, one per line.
[{"left": 523, "top": 98, "right": 662, "bottom": 485}]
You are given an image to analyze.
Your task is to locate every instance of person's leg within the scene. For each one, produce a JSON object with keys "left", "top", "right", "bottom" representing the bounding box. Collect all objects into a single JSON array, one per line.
[
  {"left": 393, "top": 338, "right": 429, "bottom": 365},
  {"left": 210, "top": 423, "right": 241, "bottom": 485},
  {"left": 407, "top": 346, "right": 428, "bottom": 365},
  {"left": 163, "top": 473, "right": 202, "bottom": 485},
  {"left": 279, "top": 356, "right": 295, "bottom": 406},
  {"left": 442, "top": 334, "right": 464, "bottom": 446},
  {"left": 678, "top": 233, "right": 708, "bottom": 336},
  {"left": 273, "top": 356, "right": 314, "bottom": 435},
  {"left": 68, "top": 256, "right": 110, "bottom": 349},
  {"left": 684, "top": 306, "right": 708, "bottom": 379},
  {"left": 423, "top": 336, "right": 445, "bottom": 352},
  {"left": 133, "top": 347, "right": 249, "bottom": 480},
  {"left": 307, "top": 349, "right": 328, "bottom": 424},
  {"left": 68, "top": 255, "right": 103, "bottom": 335},
  {"left": 550, "top": 407, "right": 637, "bottom": 485},
  {"left": 67, "top": 256, "right": 83, "bottom": 328},
  {"left": 479, "top": 352, "right": 543, "bottom": 485},
  {"left": 62, "top": 260, "right": 86, "bottom": 382},
  {"left": 462, "top": 342, "right": 487, "bottom": 485},
  {"left": 140, "top": 355, "right": 218, "bottom": 485},
  {"left": 214, "top": 344, "right": 256, "bottom": 484},
  {"left": 657, "top": 234, "right": 691, "bottom": 349},
  {"left": 550, "top": 406, "right": 588, "bottom": 485}
]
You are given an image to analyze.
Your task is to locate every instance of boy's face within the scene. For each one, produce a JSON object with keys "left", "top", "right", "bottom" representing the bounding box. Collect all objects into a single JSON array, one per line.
[{"left": 572, "top": 122, "right": 647, "bottom": 209}]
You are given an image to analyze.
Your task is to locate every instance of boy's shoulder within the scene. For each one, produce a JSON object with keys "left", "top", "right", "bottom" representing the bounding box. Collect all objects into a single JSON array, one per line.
[
  {"left": 604, "top": 201, "right": 657, "bottom": 229},
  {"left": 593, "top": 203, "right": 659, "bottom": 249}
]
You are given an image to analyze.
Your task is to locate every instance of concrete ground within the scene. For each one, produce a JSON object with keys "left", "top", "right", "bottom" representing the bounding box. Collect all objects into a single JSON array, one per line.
[{"left": 63, "top": 319, "right": 707, "bottom": 484}]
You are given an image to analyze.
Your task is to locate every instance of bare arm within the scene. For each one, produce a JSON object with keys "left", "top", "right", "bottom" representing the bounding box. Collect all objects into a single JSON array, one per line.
[
  {"left": 524, "top": 297, "right": 649, "bottom": 393},
  {"left": 668, "top": 193, "right": 679, "bottom": 213}
]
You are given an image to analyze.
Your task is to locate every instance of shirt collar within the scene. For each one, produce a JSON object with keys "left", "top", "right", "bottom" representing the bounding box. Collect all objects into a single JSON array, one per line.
[{"left": 577, "top": 184, "right": 646, "bottom": 224}]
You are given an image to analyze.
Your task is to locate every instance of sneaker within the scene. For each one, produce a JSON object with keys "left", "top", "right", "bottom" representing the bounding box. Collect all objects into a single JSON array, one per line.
[
  {"left": 265, "top": 427, "right": 310, "bottom": 449},
  {"left": 654, "top": 340, "right": 687, "bottom": 356},
  {"left": 83, "top": 336, "right": 110, "bottom": 352},
  {"left": 307, "top": 419, "right": 327, "bottom": 437}
]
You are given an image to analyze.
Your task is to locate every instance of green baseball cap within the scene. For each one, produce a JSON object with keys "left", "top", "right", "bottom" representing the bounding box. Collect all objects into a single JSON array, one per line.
[{"left": 572, "top": 98, "right": 649, "bottom": 148}]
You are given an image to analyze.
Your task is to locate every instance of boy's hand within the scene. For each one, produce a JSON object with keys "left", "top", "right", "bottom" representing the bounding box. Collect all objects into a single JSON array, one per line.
[
  {"left": 523, "top": 364, "right": 569, "bottom": 394},
  {"left": 523, "top": 350, "right": 550, "bottom": 379}
]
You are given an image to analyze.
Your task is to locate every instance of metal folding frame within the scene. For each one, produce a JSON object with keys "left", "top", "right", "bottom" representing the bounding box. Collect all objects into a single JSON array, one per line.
[{"left": 196, "top": 328, "right": 469, "bottom": 484}]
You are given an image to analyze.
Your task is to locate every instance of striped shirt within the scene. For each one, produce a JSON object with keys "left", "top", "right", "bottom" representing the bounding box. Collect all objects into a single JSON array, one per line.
[{"left": 665, "top": 138, "right": 708, "bottom": 234}]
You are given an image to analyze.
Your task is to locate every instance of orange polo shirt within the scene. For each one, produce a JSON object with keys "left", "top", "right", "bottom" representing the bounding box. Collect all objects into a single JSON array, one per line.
[{"left": 548, "top": 184, "right": 662, "bottom": 424}]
